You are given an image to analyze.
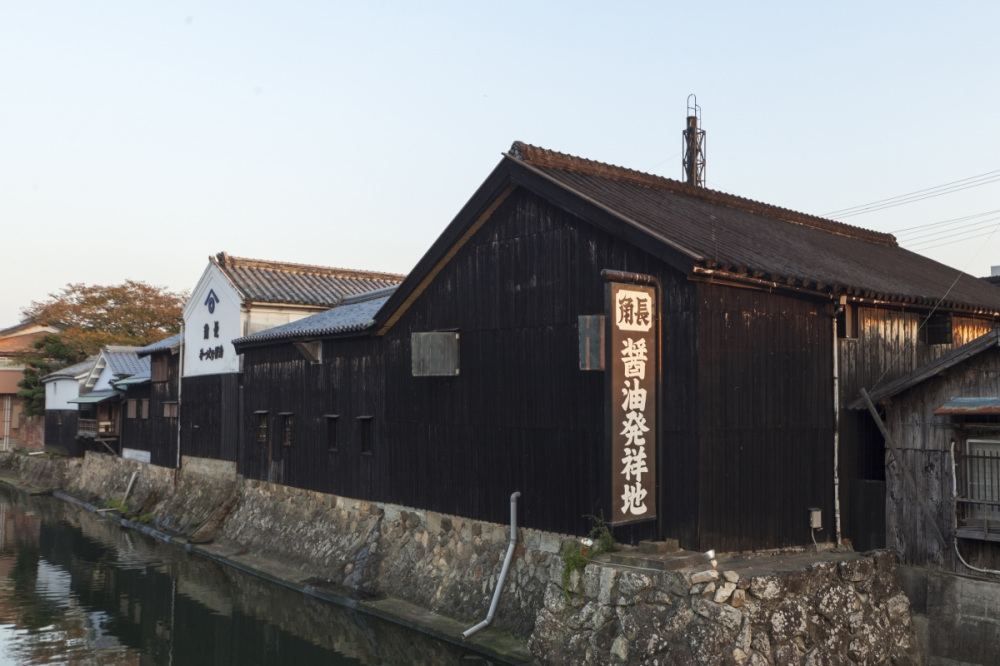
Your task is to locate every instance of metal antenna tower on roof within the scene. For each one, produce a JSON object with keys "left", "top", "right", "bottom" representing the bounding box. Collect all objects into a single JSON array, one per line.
[{"left": 683, "top": 94, "right": 706, "bottom": 187}]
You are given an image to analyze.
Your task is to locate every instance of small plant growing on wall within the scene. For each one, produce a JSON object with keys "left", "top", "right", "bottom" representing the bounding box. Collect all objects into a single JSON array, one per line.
[{"left": 561, "top": 514, "right": 618, "bottom": 602}]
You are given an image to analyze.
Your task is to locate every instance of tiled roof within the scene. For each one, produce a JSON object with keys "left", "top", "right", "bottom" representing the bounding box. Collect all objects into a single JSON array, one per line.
[
  {"left": 507, "top": 142, "right": 1000, "bottom": 314},
  {"left": 233, "top": 287, "right": 396, "bottom": 348},
  {"left": 137, "top": 333, "right": 181, "bottom": 358},
  {"left": 41, "top": 357, "right": 99, "bottom": 382},
  {"left": 212, "top": 252, "right": 405, "bottom": 307},
  {"left": 103, "top": 346, "right": 151, "bottom": 377}
]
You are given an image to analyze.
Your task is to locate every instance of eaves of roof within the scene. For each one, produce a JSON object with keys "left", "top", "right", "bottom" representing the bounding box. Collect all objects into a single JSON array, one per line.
[
  {"left": 40, "top": 357, "right": 99, "bottom": 383},
  {"left": 373, "top": 142, "right": 1000, "bottom": 336},
  {"left": 848, "top": 328, "right": 1000, "bottom": 408},
  {"left": 233, "top": 287, "right": 397, "bottom": 350},
  {"left": 137, "top": 334, "right": 181, "bottom": 358}
]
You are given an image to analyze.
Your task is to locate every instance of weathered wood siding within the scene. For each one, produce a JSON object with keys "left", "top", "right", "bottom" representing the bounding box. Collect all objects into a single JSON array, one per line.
[
  {"left": 838, "top": 308, "right": 995, "bottom": 549},
  {"left": 240, "top": 337, "right": 382, "bottom": 498},
  {"left": 881, "top": 345, "right": 1000, "bottom": 570},
  {"left": 182, "top": 373, "right": 240, "bottom": 462},
  {"left": 240, "top": 188, "right": 698, "bottom": 545},
  {"left": 118, "top": 352, "right": 180, "bottom": 467},
  {"left": 44, "top": 410, "right": 80, "bottom": 457},
  {"left": 695, "top": 283, "right": 834, "bottom": 552}
]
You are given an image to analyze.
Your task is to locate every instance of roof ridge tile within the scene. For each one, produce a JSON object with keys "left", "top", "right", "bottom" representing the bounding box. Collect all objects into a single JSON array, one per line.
[{"left": 508, "top": 141, "right": 898, "bottom": 247}]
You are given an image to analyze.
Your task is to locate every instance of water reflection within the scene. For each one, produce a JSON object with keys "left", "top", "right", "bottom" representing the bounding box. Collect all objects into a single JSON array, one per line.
[{"left": 0, "top": 487, "right": 495, "bottom": 665}]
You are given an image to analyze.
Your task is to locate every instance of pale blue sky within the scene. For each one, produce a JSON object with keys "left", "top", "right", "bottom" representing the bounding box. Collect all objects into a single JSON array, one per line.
[{"left": 3, "top": 2, "right": 999, "bottom": 326}]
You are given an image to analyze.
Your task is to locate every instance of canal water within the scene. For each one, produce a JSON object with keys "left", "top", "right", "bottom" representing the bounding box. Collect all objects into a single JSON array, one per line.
[{"left": 0, "top": 486, "right": 498, "bottom": 665}]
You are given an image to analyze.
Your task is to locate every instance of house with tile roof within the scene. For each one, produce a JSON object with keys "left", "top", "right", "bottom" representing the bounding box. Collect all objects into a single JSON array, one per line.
[
  {"left": 41, "top": 356, "right": 98, "bottom": 456},
  {"left": 0, "top": 320, "right": 61, "bottom": 449},
  {"left": 64, "top": 346, "right": 150, "bottom": 454},
  {"left": 231, "top": 141, "right": 999, "bottom": 555},
  {"left": 180, "top": 253, "right": 405, "bottom": 463},
  {"left": 109, "top": 334, "right": 182, "bottom": 466}
]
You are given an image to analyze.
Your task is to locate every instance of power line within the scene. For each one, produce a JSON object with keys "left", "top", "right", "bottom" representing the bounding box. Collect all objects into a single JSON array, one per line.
[
  {"left": 888, "top": 208, "right": 1000, "bottom": 235},
  {"left": 897, "top": 215, "right": 1000, "bottom": 244},
  {"left": 823, "top": 168, "right": 1000, "bottom": 219}
]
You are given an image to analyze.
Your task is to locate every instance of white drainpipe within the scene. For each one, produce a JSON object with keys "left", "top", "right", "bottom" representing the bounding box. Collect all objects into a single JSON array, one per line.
[{"left": 463, "top": 491, "right": 520, "bottom": 640}]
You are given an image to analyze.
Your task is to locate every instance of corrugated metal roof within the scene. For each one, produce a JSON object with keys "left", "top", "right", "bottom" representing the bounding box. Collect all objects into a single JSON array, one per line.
[
  {"left": 508, "top": 142, "right": 1000, "bottom": 313},
  {"left": 233, "top": 287, "right": 397, "bottom": 348},
  {"left": 934, "top": 397, "right": 1000, "bottom": 415},
  {"left": 103, "top": 347, "right": 151, "bottom": 378},
  {"left": 849, "top": 329, "right": 1000, "bottom": 408},
  {"left": 211, "top": 252, "right": 405, "bottom": 307},
  {"left": 137, "top": 334, "right": 180, "bottom": 358}
]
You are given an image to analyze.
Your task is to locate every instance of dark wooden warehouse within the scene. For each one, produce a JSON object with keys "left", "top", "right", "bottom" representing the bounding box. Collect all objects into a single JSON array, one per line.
[{"left": 231, "top": 142, "right": 1000, "bottom": 553}]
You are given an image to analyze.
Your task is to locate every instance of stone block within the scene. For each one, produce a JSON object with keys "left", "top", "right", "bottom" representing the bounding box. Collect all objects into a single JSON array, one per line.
[
  {"left": 723, "top": 570, "right": 739, "bottom": 583},
  {"left": 838, "top": 556, "right": 875, "bottom": 583},
  {"left": 714, "top": 581, "right": 737, "bottom": 604},
  {"left": 731, "top": 589, "right": 746, "bottom": 608},
  {"left": 693, "top": 596, "right": 743, "bottom": 630},
  {"left": 691, "top": 569, "right": 719, "bottom": 584},
  {"left": 639, "top": 539, "right": 679, "bottom": 554}
]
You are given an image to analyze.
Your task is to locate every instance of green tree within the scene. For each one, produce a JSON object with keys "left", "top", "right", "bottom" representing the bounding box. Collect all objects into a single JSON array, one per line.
[
  {"left": 15, "top": 281, "right": 187, "bottom": 415},
  {"left": 16, "top": 334, "right": 82, "bottom": 416}
]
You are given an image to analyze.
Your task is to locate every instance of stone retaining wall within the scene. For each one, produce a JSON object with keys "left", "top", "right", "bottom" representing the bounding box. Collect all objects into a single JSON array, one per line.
[
  {"left": 0, "top": 451, "right": 923, "bottom": 664},
  {"left": 532, "top": 552, "right": 921, "bottom": 665}
]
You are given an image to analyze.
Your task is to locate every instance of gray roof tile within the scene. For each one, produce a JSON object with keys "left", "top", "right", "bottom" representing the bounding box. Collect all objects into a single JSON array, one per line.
[
  {"left": 234, "top": 287, "right": 396, "bottom": 348},
  {"left": 102, "top": 346, "right": 151, "bottom": 377},
  {"left": 137, "top": 334, "right": 181, "bottom": 358},
  {"left": 212, "top": 252, "right": 405, "bottom": 307}
]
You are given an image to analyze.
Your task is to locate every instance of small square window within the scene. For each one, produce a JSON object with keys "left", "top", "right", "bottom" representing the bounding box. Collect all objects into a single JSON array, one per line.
[
  {"left": 357, "top": 416, "right": 373, "bottom": 455},
  {"left": 151, "top": 356, "right": 169, "bottom": 383},
  {"left": 141, "top": 399, "right": 150, "bottom": 419},
  {"left": 163, "top": 402, "right": 178, "bottom": 419},
  {"left": 324, "top": 415, "right": 340, "bottom": 452},
  {"left": 255, "top": 412, "right": 269, "bottom": 444},
  {"left": 126, "top": 400, "right": 137, "bottom": 419},
  {"left": 919, "top": 312, "right": 953, "bottom": 345},
  {"left": 279, "top": 413, "right": 294, "bottom": 447}
]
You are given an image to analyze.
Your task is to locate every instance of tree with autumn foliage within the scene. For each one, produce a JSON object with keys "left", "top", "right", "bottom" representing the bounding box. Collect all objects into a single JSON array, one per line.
[
  {"left": 15, "top": 281, "right": 187, "bottom": 415},
  {"left": 21, "top": 280, "right": 187, "bottom": 357}
]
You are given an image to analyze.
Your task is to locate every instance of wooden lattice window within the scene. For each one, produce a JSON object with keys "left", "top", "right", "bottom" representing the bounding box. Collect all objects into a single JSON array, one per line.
[
  {"left": 255, "top": 412, "right": 269, "bottom": 444},
  {"left": 279, "top": 413, "right": 294, "bottom": 447}
]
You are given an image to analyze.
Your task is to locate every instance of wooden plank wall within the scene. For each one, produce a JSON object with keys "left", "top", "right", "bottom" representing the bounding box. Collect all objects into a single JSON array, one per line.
[
  {"left": 44, "top": 410, "right": 79, "bottom": 456},
  {"left": 182, "top": 373, "right": 240, "bottom": 462},
  {"left": 696, "top": 284, "right": 834, "bottom": 553},
  {"left": 882, "top": 346, "right": 1000, "bottom": 570},
  {"left": 838, "top": 308, "right": 994, "bottom": 547},
  {"left": 240, "top": 188, "right": 700, "bottom": 545},
  {"left": 117, "top": 352, "right": 180, "bottom": 467}
]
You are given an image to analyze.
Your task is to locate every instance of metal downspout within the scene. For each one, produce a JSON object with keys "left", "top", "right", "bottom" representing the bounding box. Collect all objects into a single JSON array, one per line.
[
  {"left": 833, "top": 304, "right": 843, "bottom": 549},
  {"left": 462, "top": 491, "right": 520, "bottom": 640},
  {"left": 176, "top": 320, "right": 184, "bottom": 470}
]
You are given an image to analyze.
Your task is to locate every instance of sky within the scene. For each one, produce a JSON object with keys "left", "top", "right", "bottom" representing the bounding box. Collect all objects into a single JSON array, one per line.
[{"left": 3, "top": 2, "right": 1000, "bottom": 327}]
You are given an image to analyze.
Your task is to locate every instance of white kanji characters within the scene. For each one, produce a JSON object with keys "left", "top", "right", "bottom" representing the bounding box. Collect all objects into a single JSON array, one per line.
[
  {"left": 621, "top": 338, "right": 647, "bottom": 379},
  {"left": 621, "top": 446, "right": 648, "bottom": 482},
  {"left": 621, "top": 482, "right": 648, "bottom": 515},
  {"left": 621, "top": 378, "right": 647, "bottom": 411},
  {"left": 620, "top": 410, "right": 649, "bottom": 447}
]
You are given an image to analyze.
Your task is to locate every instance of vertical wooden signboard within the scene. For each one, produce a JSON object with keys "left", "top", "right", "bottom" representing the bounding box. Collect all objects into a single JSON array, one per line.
[{"left": 606, "top": 282, "right": 657, "bottom": 526}]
